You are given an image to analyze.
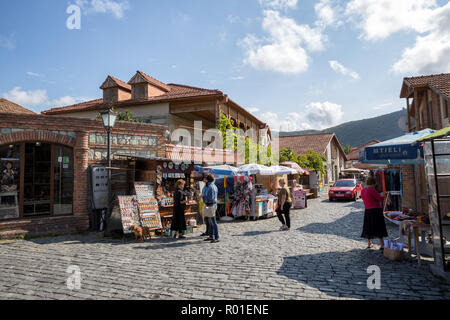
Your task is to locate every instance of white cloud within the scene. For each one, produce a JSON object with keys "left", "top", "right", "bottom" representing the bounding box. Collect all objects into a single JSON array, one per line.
[
  {"left": 240, "top": 10, "right": 326, "bottom": 74},
  {"left": 231, "top": 76, "right": 245, "bottom": 80},
  {"left": 392, "top": 3, "right": 450, "bottom": 74},
  {"left": 0, "top": 34, "right": 15, "bottom": 50},
  {"left": 3, "top": 87, "right": 48, "bottom": 106},
  {"left": 329, "top": 60, "right": 360, "bottom": 79},
  {"left": 306, "top": 101, "right": 344, "bottom": 129},
  {"left": 315, "top": 0, "right": 343, "bottom": 28},
  {"left": 47, "top": 96, "right": 90, "bottom": 108},
  {"left": 345, "top": 0, "right": 450, "bottom": 74},
  {"left": 258, "top": 0, "right": 298, "bottom": 10},
  {"left": 259, "top": 101, "right": 343, "bottom": 131},
  {"left": 74, "top": 0, "right": 129, "bottom": 19},
  {"left": 345, "top": 0, "right": 436, "bottom": 41},
  {"left": 247, "top": 107, "right": 260, "bottom": 113},
  {"left": 26, "top": 72, "right": 43, "bottom": 77},
  {"left": 3, "top": 87, "right": 90, "bottom": 110}
]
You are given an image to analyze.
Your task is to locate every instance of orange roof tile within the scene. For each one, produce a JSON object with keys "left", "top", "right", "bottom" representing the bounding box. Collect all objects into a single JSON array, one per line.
[
  {"left": 41, "top": 84, "right": 223, "bottom": 115},
  {"left": 0, "top": 98, "right": 36, "bottom": 115},
  {"left": 130, "top": 70, "right": 171, "bottom": 92},
  {"left": 401, "top": 72, "right": 450, "bottom": 98},
  {"left": 279, "top": 133, "right": 335, "bottom": 155}
]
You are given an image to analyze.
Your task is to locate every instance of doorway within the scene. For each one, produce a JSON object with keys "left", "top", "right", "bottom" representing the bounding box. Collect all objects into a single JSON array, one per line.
[{"left": 23, "top": 143, "right": 52, "bottom": 216}]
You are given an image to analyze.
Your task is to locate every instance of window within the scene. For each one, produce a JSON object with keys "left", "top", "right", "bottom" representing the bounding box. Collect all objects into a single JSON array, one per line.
[
  {"left": 53, "top": 145, "right": 73, "bottom": 215},
  {"left": 0, "top": 145, "right": 21, "bottom": 220}
]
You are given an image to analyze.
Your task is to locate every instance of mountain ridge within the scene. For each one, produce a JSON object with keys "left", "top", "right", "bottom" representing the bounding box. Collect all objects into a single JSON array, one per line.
[{"left": 279, "top": 109, "right": 408, "bottom": 147}]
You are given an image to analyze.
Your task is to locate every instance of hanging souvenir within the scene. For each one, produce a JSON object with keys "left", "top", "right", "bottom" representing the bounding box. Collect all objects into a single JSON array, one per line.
[
  {"left": 156, "top": 165, "right": 162, "bottom": 173},
  {"left": 163, "top": 162, "right": 168, "bottom": 168},
  {"left": 168, "top": 162, "right": 174, "bottom": 169}
]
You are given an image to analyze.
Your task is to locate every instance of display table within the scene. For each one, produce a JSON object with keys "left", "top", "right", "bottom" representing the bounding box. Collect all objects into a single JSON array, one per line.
[
  {"left": 253, "top": 195, "right": 277, "bottom": 219},
  {"left": 159, "top": 202, "right": 199, "bottom": 228},
  {"left": 384, "top": 212, "right": 434, "bottom": 262}
]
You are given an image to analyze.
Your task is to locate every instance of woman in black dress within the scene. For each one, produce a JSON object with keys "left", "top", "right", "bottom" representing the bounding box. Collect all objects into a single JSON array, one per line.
[{"left": 171, "top": 179, "right": 187, "bottom": 239}]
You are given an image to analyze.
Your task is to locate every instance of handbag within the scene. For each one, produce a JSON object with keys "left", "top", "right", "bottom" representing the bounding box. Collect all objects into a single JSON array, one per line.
[{"left": 203, "top": 205, "right": 216, "bottom": 218}]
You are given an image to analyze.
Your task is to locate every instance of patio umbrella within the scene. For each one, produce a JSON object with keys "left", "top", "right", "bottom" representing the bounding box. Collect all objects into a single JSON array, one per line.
[
  {"left": 269, "top": 165, "right": 298, "bottom": 175},
  {"left": 280, "top": 161, "right": 310, "bottom": 175},
  {"left": 200, "top": 164, "right": 243, "bottom": 176},
  {"left": 239, "top": 163, "right": 273, "bottom": 175}
]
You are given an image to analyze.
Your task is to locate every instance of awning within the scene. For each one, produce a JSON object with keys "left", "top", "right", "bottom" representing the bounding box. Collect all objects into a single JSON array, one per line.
[
  {"left": 359, "top": 129, "right": 435, "bottom": 165},
  {"left": 239, "top": 164, "right": 273, "bottom": 175}
]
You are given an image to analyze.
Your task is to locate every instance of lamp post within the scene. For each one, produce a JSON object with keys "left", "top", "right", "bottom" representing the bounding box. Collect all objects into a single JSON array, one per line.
[{"left": 100, "top": 107, "right": 117, "bottom": 223}]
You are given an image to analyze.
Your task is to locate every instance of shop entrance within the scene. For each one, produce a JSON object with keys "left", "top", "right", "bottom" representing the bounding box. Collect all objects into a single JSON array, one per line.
[
  {"left": 0, "top": 142, "right": 74, "bottom": 220},
  {"left": 24, "top": 143, "right": 52, "bottom": 216}
]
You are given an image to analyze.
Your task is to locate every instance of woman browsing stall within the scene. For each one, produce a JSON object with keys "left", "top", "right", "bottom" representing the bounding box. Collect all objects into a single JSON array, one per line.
[
  {"left": 171, "top": 179, "right": 187, "bottom": 239},
  {"left": 361, "top": 176, "right": 388, "bottom": 249}
]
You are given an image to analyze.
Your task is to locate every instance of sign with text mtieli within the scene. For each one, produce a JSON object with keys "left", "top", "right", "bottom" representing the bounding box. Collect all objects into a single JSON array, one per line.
[{"left": 364, "top": 143, "right": 423, "bottom": 161}]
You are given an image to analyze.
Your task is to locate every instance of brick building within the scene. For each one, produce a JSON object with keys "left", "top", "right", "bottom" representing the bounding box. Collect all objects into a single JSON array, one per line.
[
  {"left": 0, "top": 100, "right": 170, "bottom": 238},
  {"left": 399, "top": 72, "right": 450, "bottom": 213}
]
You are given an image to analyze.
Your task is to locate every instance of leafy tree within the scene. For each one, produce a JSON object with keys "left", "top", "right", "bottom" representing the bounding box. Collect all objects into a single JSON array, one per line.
[
  {"left": 343, "top": 144, "right": 352, "bottom": 154},
  {"left": 217, "top": 111, "right": 276, "bottom": 165},
  {"left": 279, "top": 147, "right": 299, "bottom": 163},
  {"left": 97, "top": 109, "right": 141, "bottom": 123},
  {"left": 298, "top": 149, "right": 327, "bottom": 175}
]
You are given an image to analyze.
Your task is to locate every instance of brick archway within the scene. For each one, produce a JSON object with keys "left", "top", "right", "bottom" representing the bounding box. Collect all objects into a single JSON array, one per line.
[{"left": 0, "top": 130, "right": 76, "bottom": 148}]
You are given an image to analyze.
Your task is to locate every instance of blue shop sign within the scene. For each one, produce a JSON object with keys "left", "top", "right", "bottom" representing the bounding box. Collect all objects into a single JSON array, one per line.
[{"left": 365, "top": 144, "right": 422, "bottom": 160}]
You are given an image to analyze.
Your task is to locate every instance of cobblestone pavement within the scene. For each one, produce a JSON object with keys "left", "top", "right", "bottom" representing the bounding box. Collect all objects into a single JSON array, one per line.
[{"left": 1, "top": 197, "right": 449, "bottom": 300}]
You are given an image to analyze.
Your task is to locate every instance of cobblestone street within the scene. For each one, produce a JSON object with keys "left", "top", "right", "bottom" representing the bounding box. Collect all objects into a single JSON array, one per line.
[{"left": 1, "top": 196, "right": 449, "bottom": 300}]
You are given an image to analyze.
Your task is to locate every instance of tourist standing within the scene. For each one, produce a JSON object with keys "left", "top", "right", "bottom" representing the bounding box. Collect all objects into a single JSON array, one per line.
[
  {"left": 171, "top": 179, "right": 187, "bottom": 239},
  {"left": 276, "top": 179, "right": 292, "bottom": 231},
  {"left": 202, "top": 174, "right": 219, "bottom": 243},
  {"left": 361, "top": 176, "right": 388, "bottom": 249}
]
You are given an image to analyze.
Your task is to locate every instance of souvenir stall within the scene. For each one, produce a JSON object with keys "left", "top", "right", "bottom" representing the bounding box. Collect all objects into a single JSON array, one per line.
[
  {"left": 360, "top": 129, "right": 438, "bottom": 262},
  {"left": 116, "top": 155, "right": 201, "bottom": 232},
  {"left": 195, "top": 165, "right": 243, "bottom": 221}
]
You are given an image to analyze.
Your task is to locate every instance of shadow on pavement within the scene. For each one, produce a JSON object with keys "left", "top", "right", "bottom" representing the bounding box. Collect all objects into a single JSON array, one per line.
[
  {"left": 296, "top": 211, "right": 366, "bottom": 241},
  {"left": 232, "top": 230, "right": 279, "bottom": 237},
  {"left": 276, "top": 249, "right": 435, "bottom": 299}
]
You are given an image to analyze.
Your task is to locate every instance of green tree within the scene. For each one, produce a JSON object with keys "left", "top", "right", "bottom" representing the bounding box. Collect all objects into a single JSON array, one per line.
[
  {"left": 297, "top": 149, "right": 327, "bottom": 175},
  {"left": 279, "top": 147, "right": 298, "bottom": 163},
  {"left": 217, "top": 111, "right": 276, "bottom": 165},
  {"left": 343, "top": 144, "right": 352, "bottom": 154},
  {"left": 97, "top": 109, "right": 141, "bottom": 123}
]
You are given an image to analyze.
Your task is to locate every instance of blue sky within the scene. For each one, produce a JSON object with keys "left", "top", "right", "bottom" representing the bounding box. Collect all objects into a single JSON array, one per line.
[{"left": 1, "top": 0, "right": 449, "bottom": 132}]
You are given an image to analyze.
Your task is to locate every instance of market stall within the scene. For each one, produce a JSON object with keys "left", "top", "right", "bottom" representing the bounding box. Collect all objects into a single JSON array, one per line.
[
  {"left": 116, "top": 155, "right": 202, "bottom": 233},
  {"left": 359, "top": 129, "right": 438, "bottom": 262}
]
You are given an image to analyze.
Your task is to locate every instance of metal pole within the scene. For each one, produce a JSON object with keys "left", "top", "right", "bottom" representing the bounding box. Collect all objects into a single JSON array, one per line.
[{"left": 107, "top": 127, "right": 112, "bottom": 203}]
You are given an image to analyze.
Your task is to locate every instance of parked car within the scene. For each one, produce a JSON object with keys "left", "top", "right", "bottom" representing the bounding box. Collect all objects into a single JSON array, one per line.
[{"left": 329, "top": 179, "right": 362, "bottom": 201}]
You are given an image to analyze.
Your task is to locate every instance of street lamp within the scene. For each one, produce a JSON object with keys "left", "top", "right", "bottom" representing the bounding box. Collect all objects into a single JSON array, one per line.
[{"left": 100, "top": 107, "right": 117, "bottom": 226}]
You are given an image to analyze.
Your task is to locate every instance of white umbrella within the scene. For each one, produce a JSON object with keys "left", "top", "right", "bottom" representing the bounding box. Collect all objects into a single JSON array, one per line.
[
  {"left": 239, "top": 163, "right": 273, "bottom": 175},
  {"left": 269, "top": 165, "right": 298, "bottom": 175}
]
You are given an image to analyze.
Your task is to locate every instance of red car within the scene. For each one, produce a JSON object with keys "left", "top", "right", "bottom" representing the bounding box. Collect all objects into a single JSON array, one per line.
[{"left": 329, "top": 179, "right": 362, "bottom": 201}]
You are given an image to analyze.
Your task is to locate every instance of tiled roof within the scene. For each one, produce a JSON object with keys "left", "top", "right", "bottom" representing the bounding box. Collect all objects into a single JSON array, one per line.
[
  {"left": 346, "top": 140, "right": 380, "bottom": 161},
  {"left": 42, "top": 83, "right": 223, "bottom": 115},
  {"left": 401, "top": 73, "right": 450, "bottom": 98},
  {"left": 0, "top": 98, "right": 36, "bottom": 115},
  {"left": 279, "top": 133, "right": 335, "bottom": 155},
  {"left": 108, "top": 76, "right": 132, "bottom": 91},
  {"left": 130, "top": 70, "right": 171, "bottom": 92}
]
